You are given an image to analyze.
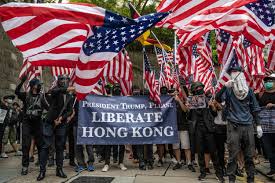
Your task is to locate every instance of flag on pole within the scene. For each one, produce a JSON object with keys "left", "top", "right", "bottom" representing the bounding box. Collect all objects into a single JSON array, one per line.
[{"left": 143, "top": 48, "right": 161, "bottom": 104}]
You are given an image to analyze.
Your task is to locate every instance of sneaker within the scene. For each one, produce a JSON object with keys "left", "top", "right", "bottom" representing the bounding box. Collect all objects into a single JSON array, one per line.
[
  {"left": 267, "top": 170, "right": 275, "bottom": 177},
  {"left": 29, "top": 156, "right": 34, "bottom": 162},
  {"left": 119, "top": 163, "right": 127, "bottom": 171},
  {"left": 1, "top": 153, "right": 8, "bottom": 158},
  {"left": 21, "top": 167, "right": 28, "bottom": 175},
  {"left": 198, "top": 173, "right": 206, "bottom": 181},
  {"left": 157, "top": 160, "right": 163, "bottom": 167},
  {"left": 15, "top": 151, "right": 23, "bottom": 156},
  {"left": 171, "top": 157, "right": 177, "bottom": 164},
  {"left": 188, "top": 164, "right": 196, "bottom": 172},
  {"left": 172, "top": 163, "right": 182, "bottom": 170},
  {"left": 87, "top": 164, "right": 95, "bottom": 172},
  {"left": 102, "top": 164, "right": 110, "bottom": 172},
  {"left": 75, "top": 165, "right": 85, "bottom": 173}
]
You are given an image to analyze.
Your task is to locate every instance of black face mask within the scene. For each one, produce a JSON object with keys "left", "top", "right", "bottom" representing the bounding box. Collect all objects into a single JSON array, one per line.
[
  {"left": 105, "top": 88, "right": 111, "bottom": 95},
  {"left": 112, "top": 88, "right": 121, "bottom": 96},
  {"left": 37, "top": 84, "right": 42, "bottom": 93}
]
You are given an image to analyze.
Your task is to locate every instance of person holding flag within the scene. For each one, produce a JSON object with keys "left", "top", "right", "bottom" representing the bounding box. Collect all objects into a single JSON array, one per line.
[{"left": 215, "top": 63, "right": 263, "bottom": 183}]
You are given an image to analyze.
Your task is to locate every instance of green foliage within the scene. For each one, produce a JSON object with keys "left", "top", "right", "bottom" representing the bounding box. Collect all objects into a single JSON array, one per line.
[{"left": 209, "top": 30, "right": 218, "bottom": 65}]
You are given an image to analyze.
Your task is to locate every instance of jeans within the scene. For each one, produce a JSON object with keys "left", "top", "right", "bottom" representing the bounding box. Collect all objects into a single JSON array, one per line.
[
  {"left": 262, "top": 133, "right": 275, "bottom": 171},
  {"left": 196, "top": 125, "right": 223, "bottom": 176},
  {"left": 227, "top": 122, "right": 255, "bottom": 182}
]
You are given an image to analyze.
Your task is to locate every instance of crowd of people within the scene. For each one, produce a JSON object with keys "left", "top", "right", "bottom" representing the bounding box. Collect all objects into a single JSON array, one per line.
[{"left": 0, "top": 67, "right": 274, "bottom": 183}]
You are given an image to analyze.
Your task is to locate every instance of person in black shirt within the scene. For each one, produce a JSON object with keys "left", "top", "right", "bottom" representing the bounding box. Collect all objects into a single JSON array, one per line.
[
  {"left": 257, "top": 73, "right": 275, "bottom": 177},
  {"left": 15, "top": 77, "right": 47, "bottom": 176},
  {"left": 38, "top": 75, "right": 74, "bottom": 181},
  {"left": 188, "top": 82, "right": 224, "bottom": 182}
]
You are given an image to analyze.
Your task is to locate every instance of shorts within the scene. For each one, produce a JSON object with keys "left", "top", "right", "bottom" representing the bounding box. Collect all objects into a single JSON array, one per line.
[
  {"left": 2, "top": 126, "right": 16, "bottom": 145},
  {"left": 173, "top": 130, "right": 190, "bottom": 150}
]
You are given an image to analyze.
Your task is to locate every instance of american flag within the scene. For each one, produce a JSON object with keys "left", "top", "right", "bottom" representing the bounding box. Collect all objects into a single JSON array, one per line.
[
  {"left": 75, "top": 11, "right": 168, "bottom": 99},
  {"left": 156, "top": 0, "right": 256, "bottom": 47},
  {"left": 197, "top": 32, "right": 212, "bottom": 64},
  {"left": 178, "top": 46, "right": 193, "bottom": 78},
  {"left": 216, "top": 30, "right": 234, "bottom": 65},
  {"left": 0, "top": 3, "right": 168, "bottom": 100},
  {"left": 51, "top": 66, "right": 74, "bottom": 77},
  {"left": 103, "top": 49, "right": 133, "bottom": 96},
  {"left": 143, "top": 48, "right": 161, "bottom": 104},
  {"left": 267, "top": 41, "right": 275, "bottom": 71},
  {"left": 155, "top": 46, "right": 174, "bottom": 65},
  {"left": 234, "top": 37, "right": 265, "bottom": 91},
  {"left": 215, "top": 0, "right": 274, "bottom": 47},
  {"left": 0, "top": 3, "right": 98, "bottom": 67}
]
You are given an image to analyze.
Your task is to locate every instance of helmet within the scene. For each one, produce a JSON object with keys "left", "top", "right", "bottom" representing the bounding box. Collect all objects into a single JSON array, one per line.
[
  {"left": 57, "top": 75, "right": 70, "bottom": 87},
  {"left": 29, "top": 78, "right": 41, "bottom": 88}
]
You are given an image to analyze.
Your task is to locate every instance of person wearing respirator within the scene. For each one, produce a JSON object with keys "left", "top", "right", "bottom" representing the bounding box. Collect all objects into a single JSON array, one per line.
[
  {"left": 215, "top": 66, "right": 262, "bottom": 183},
  {"left": 257, "top": 73, "right": 275, "bottom": 178}
]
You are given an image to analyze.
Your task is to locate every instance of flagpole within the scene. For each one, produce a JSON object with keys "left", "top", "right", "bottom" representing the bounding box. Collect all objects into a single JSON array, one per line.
[{"left": 142, "top": 47, "right": 145, "bottom": 89}]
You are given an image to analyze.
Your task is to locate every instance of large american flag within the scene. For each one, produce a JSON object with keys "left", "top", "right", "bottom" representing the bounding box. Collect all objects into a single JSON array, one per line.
[
  {"left": 0, "top": 3, "right": 168, "bottom": 100},
  {"left": 215, "top": 0, "right": 275, "bottom": 47},
  {"left": 103, "top": 49, "right": 133, "bottom": 96},
  {"left": 156, "top": 0, "right": 256, "bottom": 46},
  {"left": 0, "top": 3, "right": 99, "bottom": 67},
  {"left": 75, "top": 11, "right": 168, "bottom": 99},
  {"left": 143, "top": 48, "right": 161, "bottom": 104}
]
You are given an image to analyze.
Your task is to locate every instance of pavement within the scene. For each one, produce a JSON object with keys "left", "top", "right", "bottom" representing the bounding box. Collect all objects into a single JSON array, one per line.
[{"left": 0, "top": 146, "right": 274, "bottom": 183}]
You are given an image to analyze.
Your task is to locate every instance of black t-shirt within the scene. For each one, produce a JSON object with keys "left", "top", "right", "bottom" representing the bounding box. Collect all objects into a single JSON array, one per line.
[
  {"left": 258, "top": 92, "right": 275, "bottom": 107},
  {"left": 176, "top": 102, "right": 189, "bottom": 131}
]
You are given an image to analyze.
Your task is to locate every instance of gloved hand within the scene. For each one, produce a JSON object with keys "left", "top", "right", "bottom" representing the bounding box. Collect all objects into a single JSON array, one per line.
[
  {"left": 256, "top": 125, "right": 263, "bottom": 138},
  {"left": 224, "top": 80, "right": 234, "bottom": 88}
]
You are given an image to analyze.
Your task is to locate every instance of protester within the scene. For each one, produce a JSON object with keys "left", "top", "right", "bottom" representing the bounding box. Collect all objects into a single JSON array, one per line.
[
  {"left": 212, "top": 100, "right": 227, "bottom": 176},
  {"left": 135, "top": 88, "right": 154, "bottom": 170},
  {"left": 172, "top": 89, "right": 195, "bottom": 172},
  {"left": 156, "top": 86, "right": 168, "bottom": 167},
  {"left": 257, "top": 73, "right": 275, "bottom": 177},
  {"left": 102, "top": 83, "right": 127, "bottom": 172},
  {"left": 15, "top": 76, "right": 47, "bottom": 176},
  {"left": 189, "top": 82, "right": 224, "bottom": 182},
  {"left": 38, "top": 75, "right": 74, "bottom": 181},
  {"left": 215, "top": 67, "right": 263, "bottom": 183},
  {"left": 1, "top": 96, "right": 22, "bottom": 157}
]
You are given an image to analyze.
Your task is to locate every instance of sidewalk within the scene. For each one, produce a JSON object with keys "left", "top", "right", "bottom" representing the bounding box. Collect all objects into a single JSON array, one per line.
[
  {"left": 0, "top": 144, "right": 273, "bottom": 183},
  {"left": 255, "top": 158, "right": 275, "bottom": 182}
]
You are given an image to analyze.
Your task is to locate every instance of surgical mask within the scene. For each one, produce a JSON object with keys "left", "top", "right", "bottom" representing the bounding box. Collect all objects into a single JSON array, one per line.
[{"left": 264, "top": 82, "right": 274, "bottom": 90}]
